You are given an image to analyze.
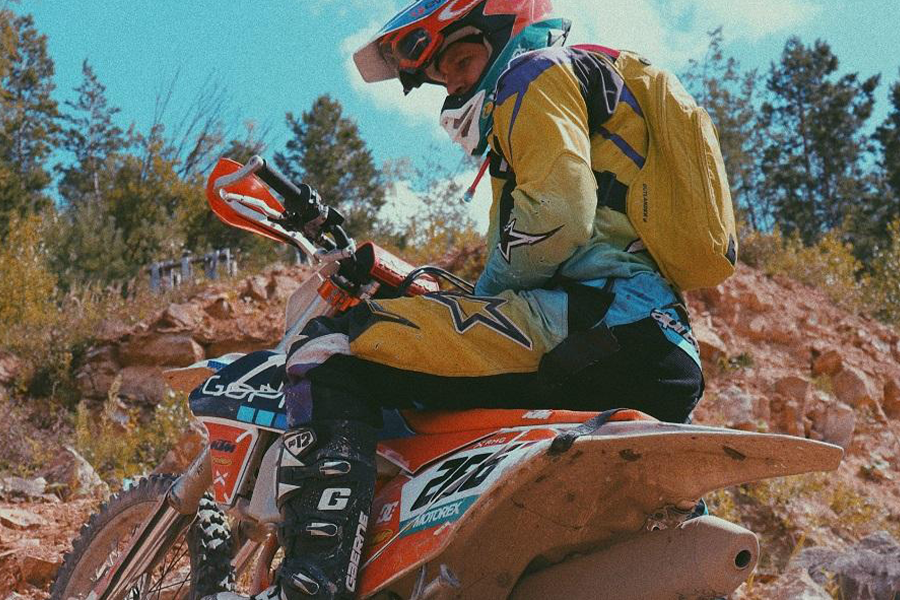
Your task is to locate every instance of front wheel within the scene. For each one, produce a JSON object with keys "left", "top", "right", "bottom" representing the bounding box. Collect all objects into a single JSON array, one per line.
[{"left": 50, "top": 474, "right": 235, "bottom": 600}]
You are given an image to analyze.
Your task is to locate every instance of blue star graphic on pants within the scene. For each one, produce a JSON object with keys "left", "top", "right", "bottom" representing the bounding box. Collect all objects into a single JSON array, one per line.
[{"left": 424, "top": 292, "right": 533, "bottom": 349}]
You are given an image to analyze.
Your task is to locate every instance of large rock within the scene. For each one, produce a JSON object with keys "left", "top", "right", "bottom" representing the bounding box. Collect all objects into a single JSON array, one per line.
[
  {"left": 118, "top": 366, "right": 167, "bottom": 404},
  {"left": 75, "top": 346, "right": 120, "bottom": 400},
  {"left": 715, "top": 385, "right": 761, "bottom": 430},
  {"left": 774, "top": 376, "right": 812, "bottom": 406},
  {"left": 267, "top": 274, "right": 302, "bottom": 302},
  {"left": 812, "top": 349, "right": 843, "bottom": 376},
  {"left": 0, "top": 507, "right": 48, "bottom": 530},
  {"left": 737, "top": 314, "right": 800, "bottom": 346},
  {"left": 0, "top": 476, "right": 48, "bottom": 501},
  {"left": 832, "top": 366, "right": 879, "bottom": 408},
  {"left": 833, "top": 532, "right": 900, "bottom": 599},
  {"left": 883, "top": 377, "right": 900, "bottom": 418},
  {"left": 769, "top": 395, "right": 805, "bottom": 437},
  {"left": 807, "top": 391, "right": 856, "bottom": 449},
  {"left": 691, "top": 316, "right": 727, "bottom": 365},
  {"left": 205, "top": 294, "right": 235, "bottom": 319},
  {"left": 242, "top": 275, "right": 269, "bottom": 302},
  {"left": 153, "top": 302, "right": 205, "bottom": 333},
  {"left": 38, "top": 445, "right": 108, "bottom": 500},
  {"left": 0, "top": 351, "right": 22, "bottom": 385},
  {"left": 18, "top": 552, "right": 62, "bottom": 587},
  {"left": 766, "top": 565, "right": 832, "bottom": 599},
  {"left": 120, "top": 334, "right": 205, "bottom": 367},
  {"left": 795, "top": 532, "right": 900, "bottom": 599}
]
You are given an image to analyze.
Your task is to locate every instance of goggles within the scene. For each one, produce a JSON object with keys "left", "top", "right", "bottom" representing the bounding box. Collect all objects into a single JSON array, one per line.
[{"left": 380, "top": 27, "right": 445, "bottom": 74}]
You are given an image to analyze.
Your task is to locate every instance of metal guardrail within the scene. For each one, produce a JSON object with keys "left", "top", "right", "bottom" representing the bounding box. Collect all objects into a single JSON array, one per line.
[{"left": 149, "top": 249, "right": 236, "bottom": 292}]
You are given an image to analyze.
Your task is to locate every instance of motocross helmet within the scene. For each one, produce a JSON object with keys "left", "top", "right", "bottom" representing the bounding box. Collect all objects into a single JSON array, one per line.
[{"left": 353, "top": 0, "right": 571, "bottom": 155}]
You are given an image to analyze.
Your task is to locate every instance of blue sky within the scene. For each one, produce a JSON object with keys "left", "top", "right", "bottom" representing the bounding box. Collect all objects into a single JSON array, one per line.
[{"left": 12, "top": 0, "right": 900, "bottom": 228}]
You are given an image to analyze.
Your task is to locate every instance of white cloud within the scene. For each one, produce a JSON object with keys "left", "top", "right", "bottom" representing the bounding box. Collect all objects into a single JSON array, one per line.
[
  {"left": 380, "top": 167, "right": 494, "bottom": 234},
  {"left": 557, "top": 0, "right": 821, "bottom": 70}
]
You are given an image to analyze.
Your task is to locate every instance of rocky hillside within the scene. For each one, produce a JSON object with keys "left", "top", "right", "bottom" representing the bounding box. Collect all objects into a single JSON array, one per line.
[{"left": 1, "top": 264, "right": 899, "bottom": 599}]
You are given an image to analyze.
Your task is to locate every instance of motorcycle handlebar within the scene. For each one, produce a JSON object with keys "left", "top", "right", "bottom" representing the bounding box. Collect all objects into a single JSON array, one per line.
[{"left": 212, "top": 155, "right": 265, "bottom": 190}]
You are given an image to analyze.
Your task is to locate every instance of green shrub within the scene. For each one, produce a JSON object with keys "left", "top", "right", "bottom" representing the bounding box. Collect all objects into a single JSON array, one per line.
[
  {"left": 0, "top": 213, "right": 58, "bottom": 340},
  {"left": 742, "top": 228, "right": 865, "bottom": 313},
  {"left": 863, "top": 217, "right": 900, "bottom": 326},
  {"left": 75, "top": 381, "right": 193, "bottom": 488}
]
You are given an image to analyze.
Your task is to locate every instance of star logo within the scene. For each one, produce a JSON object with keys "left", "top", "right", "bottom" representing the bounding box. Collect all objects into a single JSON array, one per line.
[
  {"left": 498, "top": 218, "right": 562, "bottom": 264},
  {"left": 424, "top": 292, "right": 532, "bottom": 349},
  {"left": 349, "top": 300, "right": 419, "bottom": 343},
  {"left": 366, "top": 300, "right": 419, "bottom": 330}
]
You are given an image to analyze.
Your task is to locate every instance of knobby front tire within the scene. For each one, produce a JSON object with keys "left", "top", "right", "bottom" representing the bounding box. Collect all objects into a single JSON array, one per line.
[{"left": 50, "top": 474, "right": 235, "bottom": 600}]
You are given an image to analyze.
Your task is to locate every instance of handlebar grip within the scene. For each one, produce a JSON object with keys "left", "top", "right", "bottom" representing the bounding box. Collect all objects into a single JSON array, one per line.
[{"left": 254, "top": 159, "right": 311, "bottom": 209}]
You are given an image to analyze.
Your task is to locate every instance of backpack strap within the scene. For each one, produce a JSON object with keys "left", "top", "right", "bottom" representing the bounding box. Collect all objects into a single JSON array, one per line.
[{"left": 594, "top": 170, "right": 628, "bottom": 214}]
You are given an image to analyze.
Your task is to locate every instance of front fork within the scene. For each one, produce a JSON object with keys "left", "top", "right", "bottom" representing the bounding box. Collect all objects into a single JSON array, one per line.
[{"left": 87, "top": 446, "right": 214, "bottom": 600}]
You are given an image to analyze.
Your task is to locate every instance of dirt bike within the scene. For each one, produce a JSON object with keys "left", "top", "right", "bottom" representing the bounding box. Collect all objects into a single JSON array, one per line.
[{"left": 51, "top": 156, "right": 843, "bottom": 600}]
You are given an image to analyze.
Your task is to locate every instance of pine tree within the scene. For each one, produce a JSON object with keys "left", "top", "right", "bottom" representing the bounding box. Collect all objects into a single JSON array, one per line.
[
  {"left": 876, "top": 71, "right": 900, "bottom": 203},
  {"left": 759, "top": 37, "right": 879, "bottom": 245},
  {"left": 274, "top": 95, "right": 387, "bottom": 239},
  {"left": 682, "top": 28, "right": 766, "bottom": 230},
  {"left": 0, "top": 10, "right": 59, "bottom": 234},
  {"left": 57, "top": 60, "right": 126, "bottom": 205}
]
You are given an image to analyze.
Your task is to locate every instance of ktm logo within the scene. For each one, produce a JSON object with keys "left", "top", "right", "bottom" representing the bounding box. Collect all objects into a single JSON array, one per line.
[{"left": 211, "top": 440, "right": 236, "bottom": 453}]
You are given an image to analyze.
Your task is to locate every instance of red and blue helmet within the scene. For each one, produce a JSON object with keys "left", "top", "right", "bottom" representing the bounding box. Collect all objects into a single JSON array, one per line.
[{"left": 353, "top": 0, "right": 570, "bottom": 155}]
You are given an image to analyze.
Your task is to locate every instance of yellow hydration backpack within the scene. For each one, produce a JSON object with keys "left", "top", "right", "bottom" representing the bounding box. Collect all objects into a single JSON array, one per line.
[{"left": 600, "top": 47, "right": 738, "bottom": 291}]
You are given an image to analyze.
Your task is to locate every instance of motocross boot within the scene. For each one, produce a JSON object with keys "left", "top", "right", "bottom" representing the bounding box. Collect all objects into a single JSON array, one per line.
[{"left": 206, "top": 420, "right": 376, "bottom": 600}]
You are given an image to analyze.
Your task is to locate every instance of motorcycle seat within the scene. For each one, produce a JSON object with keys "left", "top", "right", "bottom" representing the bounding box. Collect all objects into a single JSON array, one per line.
[{"left": 396, "top": 408, "right": 654, "bottom": 435}]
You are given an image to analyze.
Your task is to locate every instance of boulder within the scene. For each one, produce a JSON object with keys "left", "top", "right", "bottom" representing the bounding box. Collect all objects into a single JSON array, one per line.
[
  {"left": 118, "top": 366, "right": 167, "bottom": 405},
  {"left": 691, "top": 316, "right": 727, "bottom": 365},
  {"left": 94, "top": 318, "right": 132, "bottom": 342},
  {"left": 153, "top": 302, "right": 205, "bottom": 332},
  {"left": 737, "top": 288, "right": 769, "bottom": 313},
  {"left": 75, "top": 346, "right": 120, "bottom": 400},
  {"left": 242, "top": 275, "right": 269, "bottom": 302},
  {"left": 206, "top": 336, "right": 274, "bottom": 357},
  {"left": 0, "top": 351, "right": 22, "bottom": 385},
  {"left": 766, "top": 565, "right": 832, "bottom": 599},
  {"left": 812, "top": 349, "right": 843, "bottom": 376},
  {"left": 738, "top": 314, "right": 799, "bottom": 345},
  {"left": 120, "top": 334, "right": 204, "bottom": 367},
  {"left": 884, "top": 377, "right": 900, "bottom": 418},
  {"left": 205, "top": 295, "right": 235, "bottom": 319},
  {"left": 773, "top": 376, "right": 812, "bottom": 406},
  {"left": 769, "top": 395, "right": 805, "bottom": 437},
  {"left": 832, "top": 366, "right": 879, "bottom": 408},
  {"left": 832, "top": 532, "right": 900, "bottom": 599},
  {"left": 715, "top": 385, "right": 758, "bottom": 430},
  {"left": 267, "top": 274, "right": 301, "bottom": 302},
  {"left": 18, "top": 552, "right": 62, "bottom": 587},
  {"left": 808, "top": 395, "right": 856, "bottom": 449},
  {"left": 795, "top": 533, "right": 900, "bottom": 599},
  {"left": 0, "top": 476, "right": 48, "bottom": 501},
  {"left": 0, "top": 507, "right": 48, "bottom": 530},
  {"left": 38, "top": 445, "right": 108, "bottom": 500}
]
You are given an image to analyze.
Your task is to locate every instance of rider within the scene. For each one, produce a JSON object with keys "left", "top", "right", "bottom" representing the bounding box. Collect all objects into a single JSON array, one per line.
[{"left": 214, "top": 1, "right": 704, "bottom": 598}]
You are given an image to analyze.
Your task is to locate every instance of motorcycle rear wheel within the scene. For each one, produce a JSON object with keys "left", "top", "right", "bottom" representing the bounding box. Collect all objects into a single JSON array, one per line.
[{"left": 50, "top": 474, "right": 235, "bottom": 600}]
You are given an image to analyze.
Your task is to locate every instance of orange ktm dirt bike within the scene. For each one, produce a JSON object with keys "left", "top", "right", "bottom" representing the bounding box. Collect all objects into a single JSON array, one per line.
[{"left": 51, "top": 156, "right": 843, "bottom": 600}]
